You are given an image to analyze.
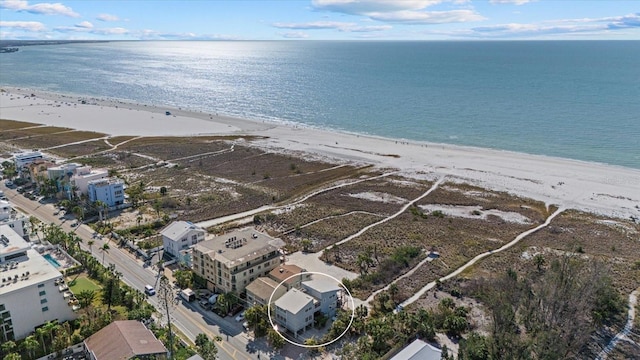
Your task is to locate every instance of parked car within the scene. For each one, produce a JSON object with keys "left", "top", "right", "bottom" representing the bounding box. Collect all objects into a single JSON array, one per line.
[
  {"left": 53, "top": 210, "right": 60, "bottom": 215},
  {"left": 229, "top": 304, "right": 244, "bottom": 317},
  {"left": 70, "top": 221, "right": 79, "bottom": 227},
  {"left": 235, "top": 311, "right": 245, "bottom": 322}
]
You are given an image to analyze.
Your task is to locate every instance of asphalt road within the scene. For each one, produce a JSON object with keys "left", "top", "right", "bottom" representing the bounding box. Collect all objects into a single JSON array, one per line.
[{"left": 1, "top": 183, "right": 274, "bottom": 360}]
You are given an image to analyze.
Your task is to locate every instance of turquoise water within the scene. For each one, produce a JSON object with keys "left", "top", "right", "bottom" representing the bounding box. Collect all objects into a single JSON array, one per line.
[
  {"left": 1, "top": 41, "right": 638, "bottom": 168},
  {"left": 43, "top": 253, "right": 61, "bottom": 268}
]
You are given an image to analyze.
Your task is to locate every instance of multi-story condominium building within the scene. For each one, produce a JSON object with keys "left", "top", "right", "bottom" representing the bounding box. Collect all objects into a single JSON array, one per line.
[
  {"left": 0, "top": 200, "right": 28, "bottom": 239},
  {"left": 302, "top": 277, "right": 341, "bottom": 318},
  {"left": 160, "top": 221, "right": 205, "bottom": 267},
  {"left": 87, "top": 178, "right": 125, "bottom": 207},
  {"left": 268, "top": 264, "right": 311, "bottom": 291},
  {"left": 13, "top": 151, "right": 43, "bottom": 171},
  {"left": 72, "top": 167, "right": 108, "bottom": 195},
  {"left": 245, "top": 277, "right": 286, "bottom": 306},
  {"left": 273, "top": 288, "right": 315, "bottom": 337},
  {"left": 0, "top": 225, "right": 77, "bottom": 340},
  {"left": 192, "top": 228, "right": 284, "bottom": 294}
]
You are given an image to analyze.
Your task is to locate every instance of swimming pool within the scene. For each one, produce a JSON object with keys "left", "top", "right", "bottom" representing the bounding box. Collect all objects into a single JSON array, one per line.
[{"left": 43, "top": 254, "right": 61, "bottom": 268}]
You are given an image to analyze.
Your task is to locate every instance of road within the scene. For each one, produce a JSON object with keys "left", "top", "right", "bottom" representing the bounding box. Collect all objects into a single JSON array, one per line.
[{"left": 1, "top": 183, "right": 273, "bottom": 360}]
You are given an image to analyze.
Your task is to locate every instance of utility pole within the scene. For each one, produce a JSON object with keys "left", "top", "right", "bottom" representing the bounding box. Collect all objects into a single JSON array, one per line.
[{"left": 158, "top": 275, "right": 177, "bottom": 359}]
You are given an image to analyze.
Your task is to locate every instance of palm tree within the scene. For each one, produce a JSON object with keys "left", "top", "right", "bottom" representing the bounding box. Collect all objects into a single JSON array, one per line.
[
  {"left": 36, "top": 326, "right": 47, "bottom": 353},
  {"left": 77, "top": 290, "right": 96, "bottom": 308},
  {"left": 28, "top": 216, "right": 40, "bottom": 240},
  {"left": 94, "top": 200, "right": 107, "bottom": 222},
  {"left": 42, "top": 321, "right": 59, "bottom": 349},
  {"left": 23, "top": 335, "right": 39, "bottom": 359},
  {"left": 1, "top": 340, "right": 16, "bottom": 355},
  {"left": 87, "top": 240, "right": 95, "bottom": 255},
  {"left": 67, "top": 232, "right": 82, "bottom": 253},
  {"left": 100, "top": 243, "right": 110, "bottom": 265}
]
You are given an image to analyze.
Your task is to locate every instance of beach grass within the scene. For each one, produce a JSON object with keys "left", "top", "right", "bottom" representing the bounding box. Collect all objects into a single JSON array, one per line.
[
  {"left": 8, "top": 130, "right": 107, "bottom": 150},
  {"left": 0, "top": 119, "right": 40, "bottom": 130},
  {"left": 48, "top": 138, "right": 113, "bottom": 157}
]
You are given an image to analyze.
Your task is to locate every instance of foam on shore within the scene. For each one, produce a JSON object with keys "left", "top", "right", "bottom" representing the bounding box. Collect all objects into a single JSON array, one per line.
[{"left": 2, "top": 87, "right": 639, "bottom": 220}]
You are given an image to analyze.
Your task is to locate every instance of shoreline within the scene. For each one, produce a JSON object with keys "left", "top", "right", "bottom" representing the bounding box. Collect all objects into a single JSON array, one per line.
[{"left": 1, "top": 86, "right": 639, "bottom": 221}]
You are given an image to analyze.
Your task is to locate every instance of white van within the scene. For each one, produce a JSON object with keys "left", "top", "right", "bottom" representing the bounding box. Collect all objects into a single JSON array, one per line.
[{"left": 144, "top": 285, "right": 156, "bottom": 296}]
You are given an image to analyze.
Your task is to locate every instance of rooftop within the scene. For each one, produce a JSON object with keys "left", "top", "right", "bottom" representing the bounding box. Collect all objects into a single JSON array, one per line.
[
  {"left": 13, "top": 151, "right": 43, "bottom": 160},
  {"left": 195, "top": 228, "right": 284, "bottom": 268},
  {"left": 269, "top": 264, "right": 306, "bottom": 285},
  {"left": 302, "top": 277, "right": 342, "bottom": 294},
  {"left": 0, "top": 225, "right": 63, "bottom": 296},
  {"left": 161, "top": 221, "right": 204, "bottom": 241},
  {"left": 88, "top": 177, "right": 124, "bottom": 186},
  {"left": 74, "top": 168, "right": 108, "bottom": 179},
  {"left": 84, "top": 320, "right": 167, "bottom": 360},
  {"left": 275, "top": 288, "right": 314, "bottom": 315},
  {"left": 245, "top": 277, "right": 280, "bottom": 301},
  {"left": 390, "top": 339, "right": 442, "bottom": 360}
]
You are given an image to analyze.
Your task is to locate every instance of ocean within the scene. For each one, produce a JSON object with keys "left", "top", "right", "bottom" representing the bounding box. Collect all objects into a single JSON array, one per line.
[{"left": 1, "top": 41, "right": 639, "bottom": 169}]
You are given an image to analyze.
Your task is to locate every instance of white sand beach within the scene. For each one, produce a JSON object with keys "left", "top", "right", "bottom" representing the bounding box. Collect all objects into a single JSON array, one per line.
[{"left": 2, "top": 87, "right": 639, "bottom": 220}]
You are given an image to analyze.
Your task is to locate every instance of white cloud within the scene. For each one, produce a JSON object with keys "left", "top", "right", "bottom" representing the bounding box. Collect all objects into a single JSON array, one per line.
[
  {"left": 348, "top": 24, "right": 392, "bottom": 32},
  {"left": 136, "top": 29, "right": 242, "bottom": 41},
  {"left": 443, "top": 12, "right": 640, "bottom": 38},
  {"left": 280, "top": 31, "right": 310, "bottom": 39},
  {"left": 96, "top": 13, "right": 119, "bottom": 22},
  {"left": 75, "top": 21, "right": 93, "bottom": 29},
  {"left": 273, "top": 20, "right": 391, "bottom": 32},
  {"left": 0, "top": 0, "right": 79, "bottom": 17},
  {"left": 273, "top": 21, "right": 355, "bottom": 30},
  {"left": 490, "top": 0, "right": 535, "bottom": 5},
  {"left": 311, "top": 0, "right": 484, "bottom": 24},
  {"left": 312, "top": 0, "right": 442, "bottom": 15},
  {"left": 88, "top": 27, "right": 128, "bottom": 35},
  {"left": 0, "top": 20, "right": 45, "bottom": 31},
  {"left": 368, "top": 10, "right": 484, "bottom": 24},
  {"left": 54, "top": 25, "right": 129, "bottom": 36}
]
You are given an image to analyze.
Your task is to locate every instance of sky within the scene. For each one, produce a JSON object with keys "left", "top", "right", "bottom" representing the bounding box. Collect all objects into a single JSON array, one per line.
[{"left": 0, "top": 0, "right": 639, "bottom": 41}]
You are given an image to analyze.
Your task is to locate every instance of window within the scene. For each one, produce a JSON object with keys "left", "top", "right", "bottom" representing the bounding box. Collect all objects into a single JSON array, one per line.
[
  {"left": 41, "top": 306, "right": 49, "bottom": 312},
  {"left": 40, "top": 299, "right": 48, "bottom": 304},
  {"left": 249, "top": 269, "right": 254, "bottom": 274},
  {"left": 192, "top": 235, "right": 197, "bottom": 240},
  {"left": 0, "top": 304, "right": 4, "bottom": 311},
  {"left": 38, "top": 284, "right": 45, "bottom": 288}
]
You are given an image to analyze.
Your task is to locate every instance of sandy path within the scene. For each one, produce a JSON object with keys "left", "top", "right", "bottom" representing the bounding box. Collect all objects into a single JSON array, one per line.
[
  {"left": 398, "top": 207, "right": 565, "bottom": 308},
  {"left": 330, "top": 177, "right": 444, "bottom": 248},
  {"left": 596, "top": 287, "right": 640, "bottom": 359}
]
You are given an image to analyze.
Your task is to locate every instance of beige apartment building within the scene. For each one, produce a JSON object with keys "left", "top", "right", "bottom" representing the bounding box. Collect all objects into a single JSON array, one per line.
[{"left": 192, "top": 228, "right": 285, "bottom": 294}]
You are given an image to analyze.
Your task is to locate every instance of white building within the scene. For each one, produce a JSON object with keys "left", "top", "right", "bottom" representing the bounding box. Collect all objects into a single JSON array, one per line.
[
  {"left": 0, "top": 200, "right": 28, "bottom": 239},
  {"left": 0, "top": 225, "right": 77, "bottom": 341},
  {"left": 47, "top": 163, "right": 82, "bottom": 181},
  {"left": 13, "top": 151, "right": 43, "bottom": 169},
  {"left": 302, "top": 277, "right": 341, "bottom": 318},
  {"left": 87, "top": 178, "right": 125, "bottom": 207},
  {"left": 73, "top": 167, "right": 108, "bottom": 196},
  {"left": 274, "top": 288, "right": 315, "bottom": 336},
  {"left": 160, "top": 221, "right": 205, "bottom": 266}
]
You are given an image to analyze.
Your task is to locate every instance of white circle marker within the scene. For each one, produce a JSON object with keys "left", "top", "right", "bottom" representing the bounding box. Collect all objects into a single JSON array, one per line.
[{"left": 267, "top": 271, "right": 355, "bottom": 348}]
